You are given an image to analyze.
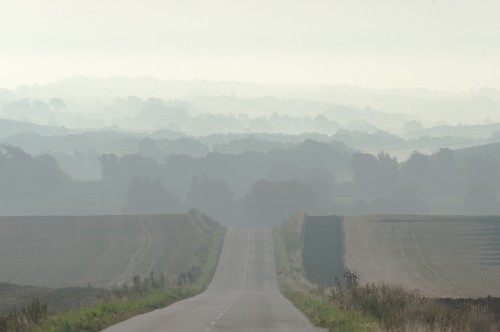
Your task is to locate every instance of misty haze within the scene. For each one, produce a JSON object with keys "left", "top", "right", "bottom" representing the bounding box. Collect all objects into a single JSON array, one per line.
[{"left": 1, "top": 1, "right": 500, "bottom": 331}]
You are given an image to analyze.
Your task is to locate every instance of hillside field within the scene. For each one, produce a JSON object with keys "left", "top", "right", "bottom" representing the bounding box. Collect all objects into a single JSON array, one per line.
[
  {"left": 343, "top": 215, "right": 500, "bottom": 297},
  {"left": 0, "top": 210, "right": 219, "bottom": 288},
  {"left": 276, "top": 214, "right": 500, "bottom": 331}
]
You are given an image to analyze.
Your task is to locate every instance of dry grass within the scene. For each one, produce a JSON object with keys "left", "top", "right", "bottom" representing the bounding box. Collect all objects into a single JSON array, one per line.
[
  {"left": 0, "top": 298, "right": 48, "bottom": 332},
  {"left": 330, "top": 271, "right": 500, "bottom": 332}
]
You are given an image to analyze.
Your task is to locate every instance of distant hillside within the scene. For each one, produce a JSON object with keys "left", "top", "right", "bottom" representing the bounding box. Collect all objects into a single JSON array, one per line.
[
  {"left": 11, "top": 76, "right": 500, "bottom": 126},
  {"left": 0, "top": 118, "right": 71, "bottom": 139},
  {"left": 408, "top": 123, "right": 500, "bottom": 139},
  {"left": 453, "top": 141, "right": 500, "bottom": 161}
]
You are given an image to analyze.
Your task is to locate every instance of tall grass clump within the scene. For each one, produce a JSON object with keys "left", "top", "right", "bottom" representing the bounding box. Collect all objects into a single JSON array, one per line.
[{"left": 0, "top": 298, "right": 48, "bottom": 332}]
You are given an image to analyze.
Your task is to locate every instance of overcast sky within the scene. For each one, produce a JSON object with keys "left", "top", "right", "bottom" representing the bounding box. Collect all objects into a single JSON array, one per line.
[{"left": 0, "top": 0, "right": 499, "bottom": 91}]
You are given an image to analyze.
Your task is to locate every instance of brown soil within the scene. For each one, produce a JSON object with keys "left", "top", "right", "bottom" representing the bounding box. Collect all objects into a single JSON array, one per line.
[{"left": 343, "top": 215, "right": 500, "bottom": 298}]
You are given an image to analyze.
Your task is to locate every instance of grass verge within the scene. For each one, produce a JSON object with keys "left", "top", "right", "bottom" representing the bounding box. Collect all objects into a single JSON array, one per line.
[
  {"left": 273, "top": 214, "right": 379, "bottom": 332},
  {"left": 274, "top": 213, "right": 500, "bottom": 332},
  {"left": 329, "top": 270, "right": 500, "bottom": 331}
]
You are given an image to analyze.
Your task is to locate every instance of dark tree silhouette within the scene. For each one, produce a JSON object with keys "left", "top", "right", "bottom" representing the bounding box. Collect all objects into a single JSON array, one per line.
[
  {"left": 244, "top": 180, "right": 318, "bottom": 227},
  {"left": 0, "top": 145, "right": 69, "bottom": 202},
  {"left": 49, "top": 98, "right": 66, "bottom": 111},
  {"left": 401, "top": 151, "right": 433, "bottom": 193},
  {"left": 463, "top": 183, "right": 498, "bottom": 215},
  {"left": 137, "top": 138, "right": 163, "bottom": 161},
  {"left": 351, "top": 151, "right": 398, "bottom": 195},
  {"left": 431, "top": 148, "right": 462, "bottom": 194},
  {"left": 99, "top": 153, "right": 120, "bottom": 182},
  {"left": 465, "top": 156, "right": 500, "bottom": 192},
  {"left": 187, "top": 174, "right": 234, "bottom": 222},
  {"left": 123, "top": 177, "right": 182, "bottom": 214}
]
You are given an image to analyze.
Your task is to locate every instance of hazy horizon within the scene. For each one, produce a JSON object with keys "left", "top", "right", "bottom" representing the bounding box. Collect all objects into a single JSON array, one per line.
[
  {"left": 3, "top": 2, "right": 500, "bottom": 329},
  {"left": 1, "top": 0, "right": 499, "bottom": 91},
  {"left": 4, "top": 74, "right": 500, "bottom": 94}
]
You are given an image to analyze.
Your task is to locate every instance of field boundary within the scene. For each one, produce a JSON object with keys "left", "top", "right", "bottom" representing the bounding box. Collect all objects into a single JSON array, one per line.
[{"left": 272, "top": 213, "right": 379, "bottom": 331}]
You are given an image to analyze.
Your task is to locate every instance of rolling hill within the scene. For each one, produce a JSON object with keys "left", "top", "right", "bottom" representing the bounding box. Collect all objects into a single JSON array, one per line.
[{"left": 0, "top": 210, "right": 220, "bottom": 288}]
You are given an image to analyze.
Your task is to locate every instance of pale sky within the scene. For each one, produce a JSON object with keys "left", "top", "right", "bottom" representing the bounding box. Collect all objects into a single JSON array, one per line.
[{"left": 0, "top": 0, "right": 499, "bottom": 91}]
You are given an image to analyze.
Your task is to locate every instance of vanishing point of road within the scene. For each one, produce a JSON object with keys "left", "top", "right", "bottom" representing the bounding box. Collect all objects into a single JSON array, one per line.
[{"left": 102, "top": 229, "right": 325, "bottom": 331}]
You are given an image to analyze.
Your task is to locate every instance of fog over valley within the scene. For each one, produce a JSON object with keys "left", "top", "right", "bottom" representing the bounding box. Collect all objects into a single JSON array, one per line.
[
  {"left": 1, "top": 78, "right": 500, "bottom": 224},
  {"left": 2, "top": 1, "right": 500, "bottom": 331}
]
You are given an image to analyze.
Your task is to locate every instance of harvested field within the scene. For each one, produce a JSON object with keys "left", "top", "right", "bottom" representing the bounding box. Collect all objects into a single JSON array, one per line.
[
  {"left": 343, "top": 215, "right": 500, "bottom": 297},
  {"left": 0, "top": 210, "right": 218, "bottom": 288}
]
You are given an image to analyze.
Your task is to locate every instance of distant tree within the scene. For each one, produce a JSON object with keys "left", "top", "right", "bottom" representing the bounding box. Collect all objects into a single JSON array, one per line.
[
  {"left": 0, "top": 145, "right": 69, "bottom": 202},
  {"left": 0, "top": 145, "right": 33, "bottom": 199},
  {"left": 351, "top": 151, "right": 399, "bottom": 195},
  {"left": 187, "top": 174, "right": 234, "bottom": 221},
  {"left": 267, "top": 162, "right": 306, "bottom": 182},
  {"left": 403, "top": 120, "right": 423, "bottom": 132},
  {"left": 312, "top": 114, "right": 340, "bottom": 133},
  {"left": 351, "top": 153, "right": 379, "bottom": 190},
  {"left": 49, "top": 98, "right": 66, "bottom": 111},
  {"left": 465, "top": 156, "right": 500, "bottom": 191},
  {"left": 431, "top": 148, "right": 462, "bottom": 194},
  {"left": 368, "top": 187, "right": 427, "bottom": 214},
  {"left": 123, "top": 177, "right": 182, "bottom": 214},
  {"left": 146, "top": 97, "right": 164, "bottom": 106},
  {"left": 127, "top": 96, "right": 144, "bottom": 110},
  {"left": 32, "top": 100, "right": 50, "bottom": 113},
  {"left": 307, "top": 176, "right": 335, "bottom": 214},
  {"left": 99, "top": 153, "right": 120, "bottom": 182},
  {"left": 401, "top": 151, "right": 433, "bottom": 193},
  {"left": 1, "top": 99, "right": 31, "bottom": 119},
  {"left": 267, "top": 163, "right": 335, "bottom": 213},
  {"left": 369, "top": 197, "right": 392, "bottom": 214},
  {"left": 136, "top": 102, "right": 189, "bottom": 128},
  {"left": 156, "top": 137, "right": 210, "bottom": 158},
  {"left": 351, "top": 199, "right": 371, "bottom": 214},
  {"left": 99, "top": 153, "right": 160, "bottom": 186},
  {"left": 390, "top": 187, "right": 427, "bottom": 214},
  {"left": 34, "top": 154, "right": 70, "bottom": 190},
  {"left": 137, "top": 138, "right": 163, "bottom": 161},
  {"left": 244, "top": 180, "right": 318, "bottom": 227},
  {"left": 376, "top": 151, "right": 399, "bottom": 193},
  {"left": 463, "top": 183, "right": 498, "bottom": 215},
  {"left": 119, "top": 154, "right": 160, "bottom": 181}
]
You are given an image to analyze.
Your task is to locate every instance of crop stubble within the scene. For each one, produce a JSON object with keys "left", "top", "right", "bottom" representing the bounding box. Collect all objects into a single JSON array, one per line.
[{"left": 343, "top": 215, "right": 500, "bottom": 297}]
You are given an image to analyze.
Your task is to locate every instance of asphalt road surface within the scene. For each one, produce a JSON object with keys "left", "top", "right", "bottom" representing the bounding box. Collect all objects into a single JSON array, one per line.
[{"left": 102, "top": 229, "right": 325, "bottom": 332}]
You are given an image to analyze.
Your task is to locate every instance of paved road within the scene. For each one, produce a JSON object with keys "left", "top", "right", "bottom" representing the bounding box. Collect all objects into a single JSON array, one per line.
[{"left": 102, "top": 229, "right": 324, "bottom": 332}]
